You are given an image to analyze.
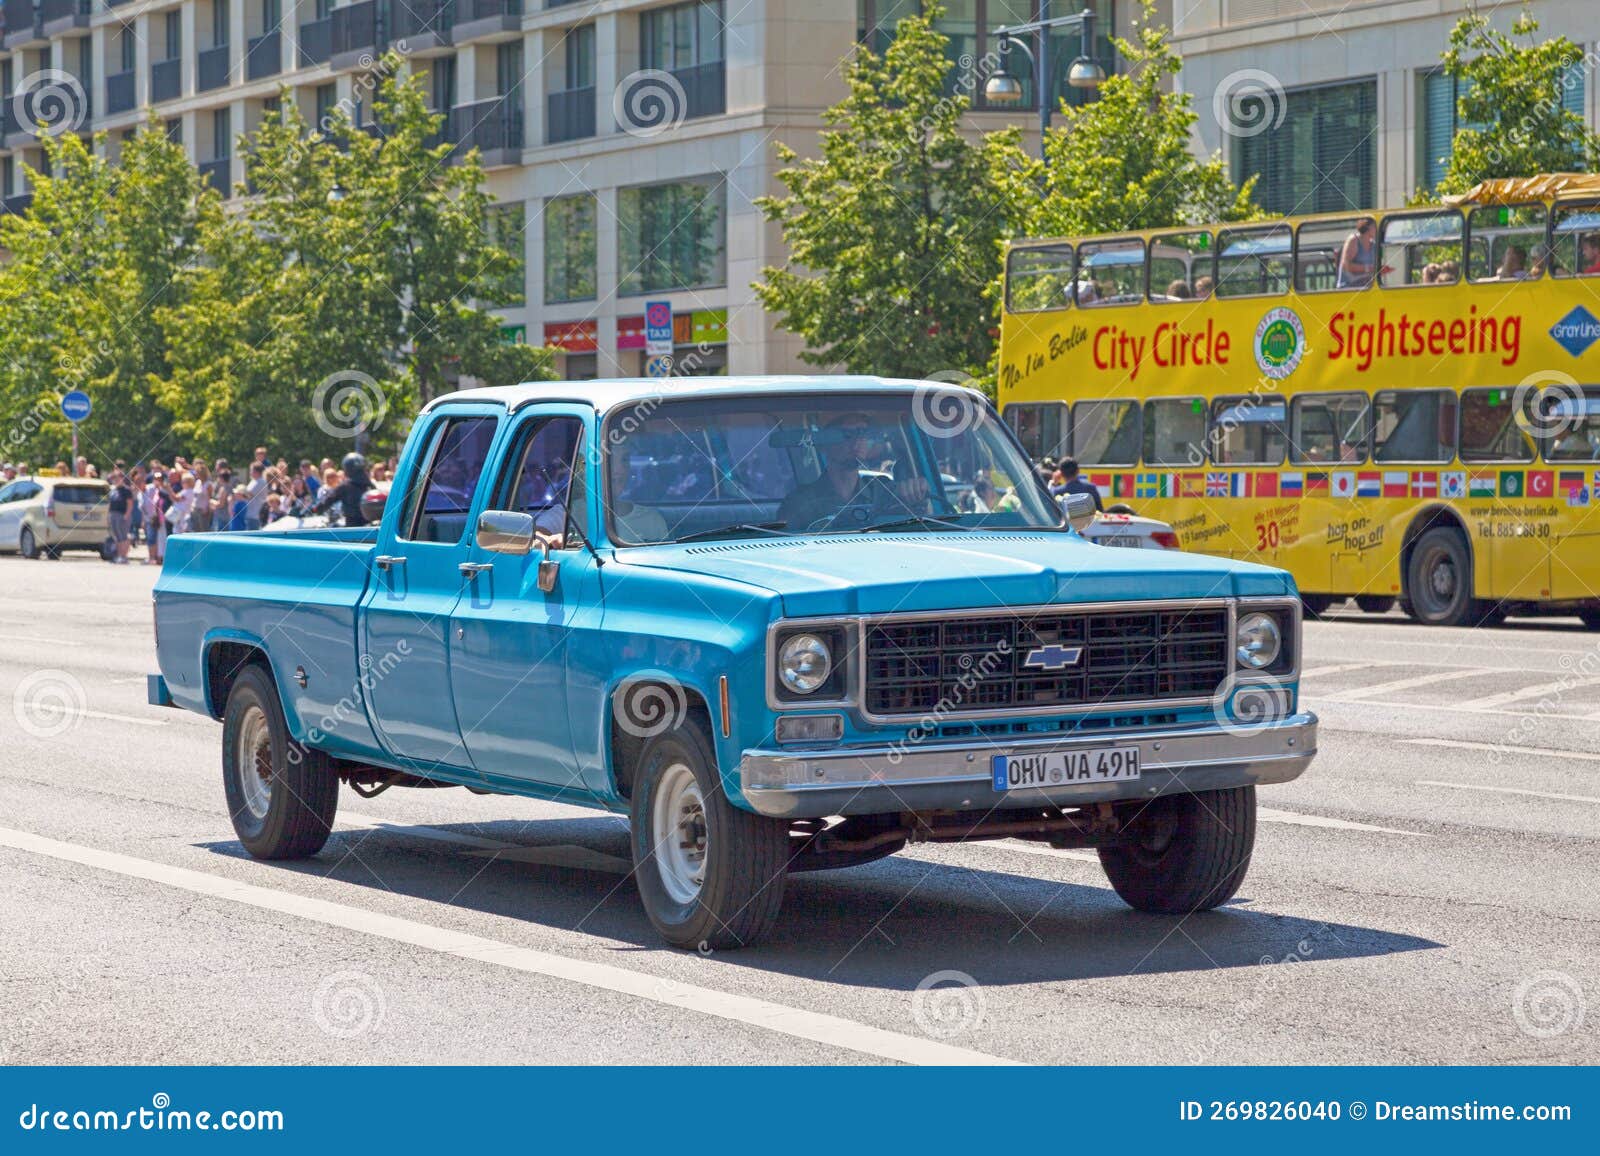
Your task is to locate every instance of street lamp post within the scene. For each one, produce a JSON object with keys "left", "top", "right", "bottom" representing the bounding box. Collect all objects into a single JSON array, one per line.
[{"left": 984, "top": 4, "right": 1106, "bottom": 158}]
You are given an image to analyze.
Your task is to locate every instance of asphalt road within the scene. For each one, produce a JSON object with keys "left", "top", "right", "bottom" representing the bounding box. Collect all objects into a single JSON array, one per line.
[{"left": 2, "top": 552, "right": 1595, "bottom": 1065}]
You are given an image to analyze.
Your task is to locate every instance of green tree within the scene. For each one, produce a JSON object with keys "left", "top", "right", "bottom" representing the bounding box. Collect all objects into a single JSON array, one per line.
[
  {"left": 0, "top": 122, "right": 217, "bottom": 466},
  {"left": 158, "top": 57, "right": 551, "bottom": 462},
  {"left": 992, "top": 1, "right": 1257, "bottom": 239},
  {"left": 1434, "top": 6, "right": 1600, "bottom": 194},
  {"left": 754, "top": 4, "right": 1025, "bottom": 379}
]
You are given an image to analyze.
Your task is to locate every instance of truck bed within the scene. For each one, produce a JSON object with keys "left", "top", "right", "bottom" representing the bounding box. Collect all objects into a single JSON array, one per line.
[{"left": 154, "top": 526, "right": 386, "bottom": 761}]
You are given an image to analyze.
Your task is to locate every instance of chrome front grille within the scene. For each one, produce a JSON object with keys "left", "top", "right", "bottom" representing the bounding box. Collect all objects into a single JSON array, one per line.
[{"left": 862, "top": 604, "right": 1231, "bottom": 717}]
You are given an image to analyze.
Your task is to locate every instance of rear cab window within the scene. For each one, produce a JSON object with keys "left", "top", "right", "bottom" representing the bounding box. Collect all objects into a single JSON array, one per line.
[{"left": 401, "top": 416, "right": 501, "bottom": 544}]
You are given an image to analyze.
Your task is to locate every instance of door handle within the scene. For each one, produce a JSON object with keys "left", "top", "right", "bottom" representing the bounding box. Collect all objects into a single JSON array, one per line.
[
  {"left": 459, "top": 561, "right": 493, "bottom": 576},
  {"left": 374, "top": 555, "right": 407, "bottom": 570}
]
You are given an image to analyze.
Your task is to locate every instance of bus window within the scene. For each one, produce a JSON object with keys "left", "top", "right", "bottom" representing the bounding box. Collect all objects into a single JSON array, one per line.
[
  {"left": 1215, "top": 225, "right": 1291, "bottom": 298},
  {"left": 1149, "top": 231, "right": 1213, "bottom": 302},
  {"left": 1295, "top": 217, "right": 1365, "bottom": 293},
  {"left": 1550, "top": 201, "right": 1600, "bottom": 277},
  {"left": 1005, "top": 402, "right": 1069, "bottom": 461},
  {"left": 1290, "top": 393, "right": 1370, "bottom": 464},
  {"left": 1210, "top": 395, "right": 1287, "bottom": 465},
  {"left": 1373, "top": 389, "right": 1457, "bottom": 463},
  {"left": 1006, "top": 243, "right": 1075, "bottom": 312},
  {"left": 1468, "top": 203, "right": 1547, "bottom": 282},
  {"left": 1459, "top": 387, "right": 1536, "bottom": 463},
  {"left": 1142, "top": 398, "right": 1207, "bottom": 465},
  {"left": 1075, "top": 238, "right": 1145, "bottom": 307},
  {"left": 1379, "top": 210, "right": 1464, "bottom": 287},
  {"left": 1071, "top": 400, "right": 1141, "bottom": 465},
  {"left": 1538, "top": 387, "right": 1600, "bottom": 461}
]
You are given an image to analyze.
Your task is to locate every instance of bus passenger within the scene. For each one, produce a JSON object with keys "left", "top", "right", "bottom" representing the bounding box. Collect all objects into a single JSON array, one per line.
[
  {"left": 1496, "top": 245, "right": 1529, "bottom": 280},
  {"left": 1436, "top": 259, "right": 1459, "bottom": 283},
  {"left": 1581, "top": 235, "right": 1600, "bottom": 274},
  {"left": 1193, "top": 276, "right": 1214, "bottom": 299},
  {"left": 1166, "top": 278, "right": 1193, "bottom": 299},
  {"left": 1422, "top": 263, "right": 1441, "bottom": 284},
  {"left": 1336, "top": 217, "right": 1379, "bottom": 288}
]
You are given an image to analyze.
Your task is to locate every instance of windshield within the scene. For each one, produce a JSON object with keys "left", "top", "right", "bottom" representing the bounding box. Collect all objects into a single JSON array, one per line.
[{"left": 602, "top": 391, "right": 1063, "bottom": 545}]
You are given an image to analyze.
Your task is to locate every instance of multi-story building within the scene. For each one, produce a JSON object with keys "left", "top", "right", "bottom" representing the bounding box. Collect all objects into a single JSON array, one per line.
[
  {"left": 1174, "top": 0, "right": 1595, "bottom": 216},
  {"left": 0, "top": 1, "right": 1143, "bottom": 379}
]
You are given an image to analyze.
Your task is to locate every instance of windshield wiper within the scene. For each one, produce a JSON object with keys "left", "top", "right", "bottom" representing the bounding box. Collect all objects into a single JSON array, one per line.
[
  {"left": 861, "top": 513, "right": 970, "bottom": 534},
  {"left": 673, "top": 521, "right": 791, "bottom": 543}
]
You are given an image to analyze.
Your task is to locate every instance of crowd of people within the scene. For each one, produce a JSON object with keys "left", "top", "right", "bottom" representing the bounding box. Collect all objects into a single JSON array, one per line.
[{"left": 0, "top": 448, "right": 393, "bottom": 564}]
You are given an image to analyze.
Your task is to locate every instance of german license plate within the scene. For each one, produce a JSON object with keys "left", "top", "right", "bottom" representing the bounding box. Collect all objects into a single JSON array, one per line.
[{"left": 992, "top": 746, "right": 1141, "bottom": 791}]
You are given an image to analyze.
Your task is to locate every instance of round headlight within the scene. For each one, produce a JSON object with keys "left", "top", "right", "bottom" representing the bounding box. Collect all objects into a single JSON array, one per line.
[
  {"left": 779, "top": 633, "right": 833, "bottom": 694},
  {"left": 1236, "top": 612, "right": 1282, "bottom": 669}
]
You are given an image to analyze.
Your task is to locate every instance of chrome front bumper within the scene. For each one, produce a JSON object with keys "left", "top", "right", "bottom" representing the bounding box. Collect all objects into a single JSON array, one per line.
[{"left": 738, "top": 713, "right": 1317, "bottom": 818}]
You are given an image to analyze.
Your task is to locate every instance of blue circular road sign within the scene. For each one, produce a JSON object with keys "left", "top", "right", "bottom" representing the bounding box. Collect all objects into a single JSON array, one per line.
[{"left": 60, "top": 390, "right": 91, "bottom": 422}]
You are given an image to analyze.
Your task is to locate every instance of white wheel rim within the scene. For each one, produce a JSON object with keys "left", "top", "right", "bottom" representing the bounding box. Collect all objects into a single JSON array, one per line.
[
  {"left": 235, "top": 704, "right": 273, "bottom": 821},
  {"left": 651, "top": 761, "right": 707, "bottom": 905}
]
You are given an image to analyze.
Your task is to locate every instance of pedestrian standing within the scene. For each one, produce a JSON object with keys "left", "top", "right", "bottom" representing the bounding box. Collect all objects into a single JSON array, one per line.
[{"left": 107, "top": 470, "right": 133, "bottom": 564}]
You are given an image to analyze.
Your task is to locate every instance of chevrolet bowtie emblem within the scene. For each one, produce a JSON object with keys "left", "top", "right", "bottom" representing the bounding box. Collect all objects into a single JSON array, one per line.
[{"left": 1023, "top": 645, "right": 1083, "bottom": 671}]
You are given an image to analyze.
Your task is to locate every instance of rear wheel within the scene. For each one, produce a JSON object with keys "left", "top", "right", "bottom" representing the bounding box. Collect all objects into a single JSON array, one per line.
[
  {"left": 1354, "top": 595, "right": 1395, "bottom": 614},
  {"left": 1099, "top": 787, "right": 1256, "bottom": 914},
  {"left": 1299, "top": 594, "right": 1334, "bottom": 618},
  {"left": 1405, "top": 527, "right": 1477, "bottom": 626},
  {"left": 630, "top": 721, "right": 788, "bottom": 950},
  {"left": 221, "top": 664, "right": 339, "bottom": 859},
  {"left": 18, "top": 526, "right": 39, "bottom": 559}
]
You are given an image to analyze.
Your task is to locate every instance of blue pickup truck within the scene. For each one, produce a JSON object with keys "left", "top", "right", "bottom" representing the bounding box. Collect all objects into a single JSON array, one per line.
[{"left": 152, "top": 376, "right": 1316, "bottom": 949}]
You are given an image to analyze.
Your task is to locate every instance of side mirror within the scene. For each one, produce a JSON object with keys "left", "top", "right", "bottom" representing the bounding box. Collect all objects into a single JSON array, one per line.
[
  {"left": 1063, "top": 492, "right": 1097, "bottom": 534},
  {"left": 476, "top": 509, "right": 536, "bottom": 555}
]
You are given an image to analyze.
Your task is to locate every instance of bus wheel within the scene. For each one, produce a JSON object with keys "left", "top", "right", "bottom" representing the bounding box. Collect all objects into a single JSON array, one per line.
[
  {"left": 1299, "top": 594, "right": 1334, "bottom": 618},
  {"left": 1354, "top": 595, "right": 1395, "bottom": 615},
  {"left": 1581, "top": 610, "right": 1600, "bottom": 631},
  {"left": 1406, "top": 528, "right": 1477, "bottom": 626}
]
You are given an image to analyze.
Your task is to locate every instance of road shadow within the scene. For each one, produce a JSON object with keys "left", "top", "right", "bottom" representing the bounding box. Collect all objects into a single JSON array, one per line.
[{"left": 196, "top": 812, "right": 1441, "bottom": 990}]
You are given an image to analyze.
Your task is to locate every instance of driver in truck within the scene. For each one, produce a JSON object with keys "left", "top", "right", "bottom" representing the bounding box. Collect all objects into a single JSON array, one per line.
[{"left": 776, "top": 413, "right": 931, "bottom": 530}]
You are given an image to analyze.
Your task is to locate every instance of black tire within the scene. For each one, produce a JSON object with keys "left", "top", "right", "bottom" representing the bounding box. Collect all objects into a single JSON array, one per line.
[
  {"left": 630, "top": 720, "right": 788, "bottom": 950},
  {"left": 18, "top": 526, "right": 39, "bottom": 559},
  {"left": 1099, "top": 787, "right": 1256, "bottom": 914},
  {"left": 43, "top": 546, "right": 61, "bottom": 560},
  {"left": 1299, "top": 593, "right": 1334, "bottom": 618},
  {"left": 1405, "top": 527, "right": 1477, "bottom": 626},
  {"left": 1354, "top": 595, "right": 1395, "bottom": 614},
  {"left": 1581, "top": 609, "right": 1600, "bottom": 630},
  {"left": 221, "top": 664, "right": 339, "bottom": 859}
]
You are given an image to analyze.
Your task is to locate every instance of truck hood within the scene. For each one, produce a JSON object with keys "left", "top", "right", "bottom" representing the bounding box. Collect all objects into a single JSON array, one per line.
[{"left": 611, "top": 532, "right": 1290, "bottom": 618}]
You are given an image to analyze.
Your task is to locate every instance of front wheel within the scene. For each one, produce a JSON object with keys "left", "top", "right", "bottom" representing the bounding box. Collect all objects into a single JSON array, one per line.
[
  {"left": 221, "top": 664, "right": 339, "bottom": 859},
  {"left": 630, "top": 722, "right": 789, "bottom": 950},
  {"left": 1299, "top": 593, "right": 1334, "bottom": 618},
  {"left": 1354, "top": 595, "right": 1395, "bottom": 614},
  {"left": 1405, "top": 528, "right": 1477, "bottom": 626},
  {"left": 1099, "top": 787, "right": 1256, "bottom": 914},
  {"left": 18, "top": 526, "right": 39, "bottom": 559}
]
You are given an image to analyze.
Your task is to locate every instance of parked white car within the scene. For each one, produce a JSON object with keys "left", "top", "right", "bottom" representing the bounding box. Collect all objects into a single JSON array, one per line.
[
  {"left": 1078, "top": 512, "right": 1181, "bottom": 550},
  {"left": 0, "top": 476, "right": 113, "bottom": 559}
]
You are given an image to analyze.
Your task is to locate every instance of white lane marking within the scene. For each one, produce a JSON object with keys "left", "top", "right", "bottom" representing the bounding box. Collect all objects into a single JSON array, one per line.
[
  {"left": 1399, "top": 737, "right": 1600, "bottom": 763},
  {"left": 1314, "top": 698, "right": 1600, "bottom": 724},
  {"left": 1417, "top": 780, "right": 1600, "bottom": 806},
  {"left": 0, "top": 825, "right": 1014, "bottom": 1067},
  {"left": 1457, "top": 677, "right": 1600, "bottom": 711},
  {"left": 6, "top": 636, "right": 83, "bottom": 646},
  {"left": 1298, "top": 662, "right": 1389, "bottom": 679},
  {"left": 17, "top": 705, "right": 167, "bottom": 728},
  {"left": 1326, "top": 667, "right": 1496, "bottom": 702},
  {"left": 1256, "top": 807, "right": 1429, "bottom": 837}
]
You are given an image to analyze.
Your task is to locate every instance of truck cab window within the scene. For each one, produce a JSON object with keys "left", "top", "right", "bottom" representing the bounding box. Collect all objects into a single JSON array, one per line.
[
  {"left": 402, "top": 416, "right": 500, "bottom": 543},
  {"left": 497, "top": 417, "right": 586, "bottom": 544}
]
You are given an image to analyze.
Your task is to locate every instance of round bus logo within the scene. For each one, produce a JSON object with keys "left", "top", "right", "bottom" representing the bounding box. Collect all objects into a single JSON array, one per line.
[{"left": 1254, "top": 307, "right": 1305, "bottom": 380}]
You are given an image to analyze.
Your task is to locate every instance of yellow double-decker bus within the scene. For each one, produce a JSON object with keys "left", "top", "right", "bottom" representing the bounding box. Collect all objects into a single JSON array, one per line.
[{"left": 998, "top": 175, "right": 1600, "bottom": 627}]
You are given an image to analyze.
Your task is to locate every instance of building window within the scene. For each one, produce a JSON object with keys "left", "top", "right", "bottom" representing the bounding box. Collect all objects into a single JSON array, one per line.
[
  {"left": 485, "top": 204, "right": 526, "bottom": 308},
  {"left": 315, "top": 83, "right": 337, "bottom": 129},
  {"left": 166, "top": 118, "right": 182, "bottom": 143},
  {"left": 119, "top": 26, "right": 137, "bottom": 73},
  {"left": 617, "top": 176, "right": 726, "bottom": 296},
  {"left": 431, "top": 57, "right": 456, "bottom": 111},
  {"left": 165, "top": 12, "right": 181, "bottom": 59},
  {"left": 213, "top": 0, "right": 230, "bottom": 47},
  {"left": 496, "top": 40, "right": 522, "bottom": 98},
  {"left": 213, "top": 108, "right": 232, "bottom": 158},
  {"left": 641, "top": 1, "right": 724, "bottom": 72},
  {"left": 1420, "top": 64, "right": 1585, "bottom": 192},
  {"left": 565, "top": 23, "right": 595, "bottom": 90},
  {"left": 544, "top": 194, "right": 597, "bottom": 304},
  {"left": 1233, "top": 79, "right": 1377, "bottom": 215}
]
